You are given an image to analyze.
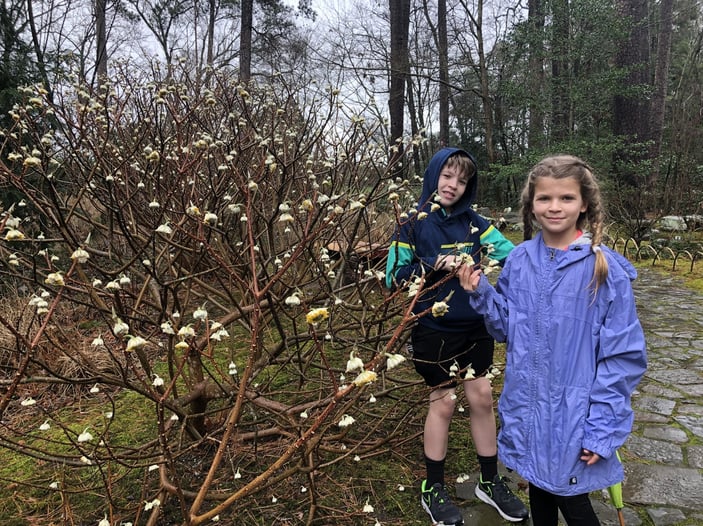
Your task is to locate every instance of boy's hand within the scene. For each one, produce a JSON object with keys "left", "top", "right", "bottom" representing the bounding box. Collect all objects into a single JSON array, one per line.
[
  {"left": 435, "top": 254, "right": 458, "bottom": 270},
  {"left": 457, "top": 264, "right": 482, "bottom": 292},
  {"left": 580, "top": 449, "right": 601, "bottom": 466}
]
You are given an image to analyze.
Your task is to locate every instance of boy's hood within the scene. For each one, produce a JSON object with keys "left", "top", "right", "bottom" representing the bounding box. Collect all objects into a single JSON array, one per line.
[{"left": 418, "top": 147, "right": 479, "bottom": 214}]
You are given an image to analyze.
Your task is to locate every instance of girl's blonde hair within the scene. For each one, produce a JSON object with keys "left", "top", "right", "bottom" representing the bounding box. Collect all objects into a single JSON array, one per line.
[{"left": 520, "top": 155, "right": 609, "bottom": 291}]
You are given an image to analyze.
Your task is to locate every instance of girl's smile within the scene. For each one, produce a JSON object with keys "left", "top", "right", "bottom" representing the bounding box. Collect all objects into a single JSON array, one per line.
[{"left": 532, "top": 175, "right": 587, "bottom": 248}]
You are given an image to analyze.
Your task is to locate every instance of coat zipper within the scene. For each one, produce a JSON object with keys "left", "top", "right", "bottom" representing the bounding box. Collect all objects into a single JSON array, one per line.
[{"left": 527, "top": 246, "right": 555, "bottom": 475}]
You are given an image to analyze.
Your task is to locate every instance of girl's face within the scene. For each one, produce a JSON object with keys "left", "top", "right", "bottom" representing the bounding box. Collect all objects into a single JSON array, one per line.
[
  {"left": 436, "top": 164, "right": 468, "bottom": 210},
  {"left": 532, "top": 176, "right": 587, "bottom": 249}
]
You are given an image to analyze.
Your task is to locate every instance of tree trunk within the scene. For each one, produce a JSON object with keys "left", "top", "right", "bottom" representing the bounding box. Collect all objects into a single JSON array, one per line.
[
  {"left": 405, "top": 70, "right": 423, "bottom": 174},
  {"left": 612, "top": 0, "right": 651, "bottom": 225},
  {"left": 389, "top": 0, "right": 411, "bottom": 175},
  {"left": 474, "top": 0, "right": 495, "bottom": 162},
  {"left": 437, "top": 0, "right": 449, "bottom": 146},
  {"left": 25, "top": 0, "right": 52, "bottom": 99},
  {"left": 612, "top": 0, "right": 650, "bottom": 192},
  {"left": 95, "top": 0, "right": 108, "bottom": 81},
  {"left": 422, "top": 0, "right": 448, "bottom": 146},
  {"left": 649, "top": 0, "right": 674, "bottom": 186},
  {"left": 550, "top": 0, "right": 569, "bottom": 142},
  {"left": 240, "top": 0, "right": 253, "bottom": 82},
  {"left": 527, "top": 0, "right": 545, "bottom": 149},
  {"left": 207, "top": 0, "right": 216, "bottom": 67},
  {"left": 613, "top": 0, "right": 650, "bottom": 144}
]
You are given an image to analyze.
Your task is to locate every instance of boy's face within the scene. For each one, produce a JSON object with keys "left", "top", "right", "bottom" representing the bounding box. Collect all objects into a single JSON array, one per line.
[{"left": 436, "top": 164, "right": 468, "bottom": 210}]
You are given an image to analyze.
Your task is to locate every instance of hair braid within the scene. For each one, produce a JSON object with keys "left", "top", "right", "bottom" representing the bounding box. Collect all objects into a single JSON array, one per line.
[{"left": 588, "top": 193, "right": 609, "bottom": 292}]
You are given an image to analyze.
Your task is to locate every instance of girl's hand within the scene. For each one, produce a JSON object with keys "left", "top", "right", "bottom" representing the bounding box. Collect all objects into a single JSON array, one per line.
[
  {"left": 580, "top": 449, "right": 601, "bottom": 466},
  {"left": 457, "top": 264, "right": 482, "bottom": 292}
]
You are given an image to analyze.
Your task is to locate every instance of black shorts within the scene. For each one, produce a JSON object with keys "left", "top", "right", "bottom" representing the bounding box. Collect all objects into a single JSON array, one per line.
[{"left": 409, "top": 322, "right": 494, "bottom": 388}]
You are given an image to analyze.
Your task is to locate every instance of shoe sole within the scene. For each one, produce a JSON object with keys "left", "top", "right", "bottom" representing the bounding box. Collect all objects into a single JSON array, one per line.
[
  {"left": 474, "top": 485, "right": 528, "bottom": 523},
  {"left": 420, "top": 498, "right": 464, "bottom": 526}
]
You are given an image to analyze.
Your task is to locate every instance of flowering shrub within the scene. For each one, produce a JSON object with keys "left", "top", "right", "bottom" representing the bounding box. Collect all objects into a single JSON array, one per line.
[{"left": 0, "top": 64, "right": 436, "bottom": 524}]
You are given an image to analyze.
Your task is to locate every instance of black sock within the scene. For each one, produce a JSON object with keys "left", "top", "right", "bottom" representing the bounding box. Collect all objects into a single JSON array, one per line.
[
  {"left": 424, "top": 454, "right": 445, "bottom": 487},
  {"left": 477, "top": 454, "right": 498, "bottom": 482}
]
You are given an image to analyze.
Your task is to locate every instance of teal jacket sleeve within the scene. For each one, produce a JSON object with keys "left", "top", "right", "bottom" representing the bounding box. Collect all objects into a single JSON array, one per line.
[
  {"left": 385, "top": 241, "right": 438, "bottom": 289},
  {"left": 480, "top": 224, "right": 514, "bottom": 265}
]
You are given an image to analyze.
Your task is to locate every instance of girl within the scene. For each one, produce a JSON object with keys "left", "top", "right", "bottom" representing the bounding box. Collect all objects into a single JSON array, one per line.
[{"left": 457, "top": 155, "right": 647, "bottom": 525}]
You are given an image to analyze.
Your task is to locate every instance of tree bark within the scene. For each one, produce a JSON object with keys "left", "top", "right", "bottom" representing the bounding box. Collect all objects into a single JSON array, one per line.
[
  {"left": 389, "top": 0, "right": 411, "bottom": 175},
  {"left": 612, "top": 0, "right": 651, "bottom": 219},
  {"left": 437, "top": 0, "right": 449, "bottom": 146},
  {"left": 422, "top": 0, "right": 448, "bottom": 146},
  {"left": 613, "top": 0, "right": 650, "bottom": 145},
  {"left": 527, "top": 0, "right": 545, "bottom": 149},
  {"left": 649, "top": 0, "right": 674, "bottom": 185},
  {"left": 207, "top": 0, "right": 216, "bottom": 68},
  {"left": 95, "top": 0, "right": 108, "bottom": 81},
  {"left": 473, "top": 0, "right": 495, "bottom": 162},
  {"left": 550, "top": 0, "right": 569, "bottom": 142},
  {"left": 240, "top": 0, "right": 253, "bottom": 82}
]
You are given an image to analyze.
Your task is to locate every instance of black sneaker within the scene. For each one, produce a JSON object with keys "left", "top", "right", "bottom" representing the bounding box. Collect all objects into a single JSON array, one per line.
[
  {"left": 420, "top": 480, "right": 464, "bottom": 525},
  {"left": 475, "top": 474, "right": 529, "bottom": 522}
]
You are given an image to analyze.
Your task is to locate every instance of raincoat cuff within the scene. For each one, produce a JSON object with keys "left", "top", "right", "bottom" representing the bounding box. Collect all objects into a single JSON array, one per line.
[
  {"left": 582, "top": 439, "right": 613, "bottom": 460},
  {"left": 472, "top": 273, "right": 492, "bottom": 295}
]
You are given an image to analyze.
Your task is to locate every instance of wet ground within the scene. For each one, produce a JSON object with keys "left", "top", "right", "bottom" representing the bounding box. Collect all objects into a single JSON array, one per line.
[{"left": 456, "top": 267, "right": 703, "bottom": 525}]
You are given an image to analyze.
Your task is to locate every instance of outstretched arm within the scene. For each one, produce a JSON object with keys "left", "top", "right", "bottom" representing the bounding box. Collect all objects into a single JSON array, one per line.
[{"left": 458, "top": 264, "right": 510, "bottom": 342}]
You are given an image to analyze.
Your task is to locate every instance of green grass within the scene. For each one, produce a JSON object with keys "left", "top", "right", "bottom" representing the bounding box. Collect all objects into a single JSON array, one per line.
[{"left": 0, "top": 388, "right": 158, "bottom": 524}]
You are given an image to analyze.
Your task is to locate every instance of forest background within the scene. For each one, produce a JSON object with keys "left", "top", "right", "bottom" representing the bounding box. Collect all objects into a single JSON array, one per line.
[{"left": 0, "top": 0, "right": 700, "bottom": 524}]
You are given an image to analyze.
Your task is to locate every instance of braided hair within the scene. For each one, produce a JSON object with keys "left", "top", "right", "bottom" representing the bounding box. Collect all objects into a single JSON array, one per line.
[{"left": 519, "top": 155, "right": 609, "bottom": 291}]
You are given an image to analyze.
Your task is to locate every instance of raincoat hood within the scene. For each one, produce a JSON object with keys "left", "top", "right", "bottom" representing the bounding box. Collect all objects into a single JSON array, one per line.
[
  {"left": 571, "top": 232, "right": 638, "bottom": 281},
  {"left": 418, "top": 147, "right": 478, "bottom": 214}
]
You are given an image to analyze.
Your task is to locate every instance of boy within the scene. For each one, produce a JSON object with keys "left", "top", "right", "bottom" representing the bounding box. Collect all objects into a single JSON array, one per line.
[{"left": 385, "top": 147, "right": 529, "bottom": 524}]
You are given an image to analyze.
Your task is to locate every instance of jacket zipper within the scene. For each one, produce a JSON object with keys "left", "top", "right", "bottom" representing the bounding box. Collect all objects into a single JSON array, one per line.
[{"left": 527, "top": 245, "right": 555, "bottom": 475}]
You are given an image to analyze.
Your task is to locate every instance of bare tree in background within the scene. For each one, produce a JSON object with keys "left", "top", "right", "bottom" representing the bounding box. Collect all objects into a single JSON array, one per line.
[
  {"left": 206, "top": 0, "right": 216, "bottom": 66},
  {"left": 95, "top": 0, "right": 108, "bottom": 79},
  {"left": 527, "top": 0, "right": 545, "bottom": 150},
  {"left": 423, "top": 0, "right": 449, "bottom": 145},
  {"left": 240, "top": 0, "right": 253, "bottom": 81},
  {"left": 123, "top": 0, "right": 194, "bottom": 65},
  {"left": 649, "top": 0, "right": 674, "bottom": 186},
  {"left": 469, "top": 0, "right": 495, "bottom": 162},
  {"left": 389, "top": 0, "right": 411, "bottom": 172},
  {"left": 550, "top": 0, "right": 570, "bottom": 142},
  {"left": 613, "top": 0, "right": 650, "bottom": 159}
]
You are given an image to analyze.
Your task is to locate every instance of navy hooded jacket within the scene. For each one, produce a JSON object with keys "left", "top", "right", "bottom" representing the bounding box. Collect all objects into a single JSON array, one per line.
[{"left": 384, "top": 147, "right": 514, "bottom": 331}]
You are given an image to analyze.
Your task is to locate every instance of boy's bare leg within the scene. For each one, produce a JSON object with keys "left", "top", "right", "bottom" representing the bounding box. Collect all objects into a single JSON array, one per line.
[
  {"left": 424, "top": 387, "right": 456, "bottom": 460},
  {"left": 463, "top": 377, "right": 497, "bottom": 456}
]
